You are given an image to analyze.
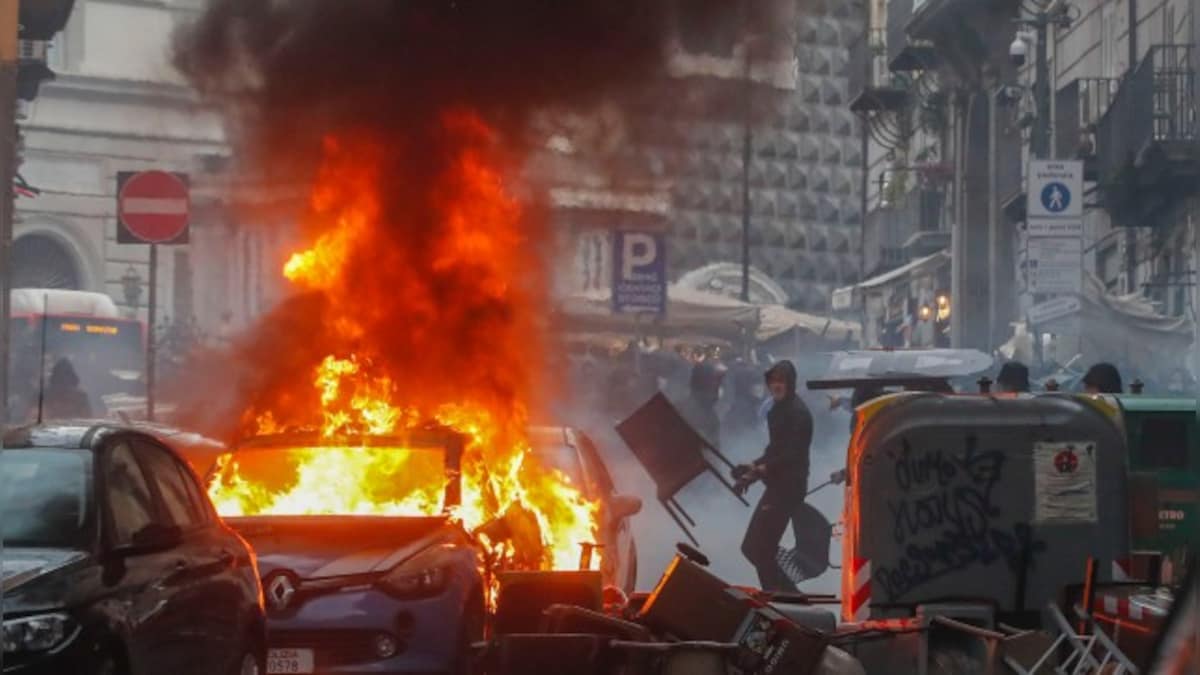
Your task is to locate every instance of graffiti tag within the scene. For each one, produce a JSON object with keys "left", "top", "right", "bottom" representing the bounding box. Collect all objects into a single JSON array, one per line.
[{"left": 874, "top": 436, "right": 1046, "bottom": 602}]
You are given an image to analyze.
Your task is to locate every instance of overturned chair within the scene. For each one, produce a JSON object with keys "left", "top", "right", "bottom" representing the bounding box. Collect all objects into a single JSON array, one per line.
[{"left": 616, "top": 392, "right": 748, "bottom": 545}]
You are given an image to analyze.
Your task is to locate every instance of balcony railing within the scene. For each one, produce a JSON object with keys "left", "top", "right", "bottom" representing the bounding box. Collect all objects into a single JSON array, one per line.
[
  {"left": 864, "top": 185, "right": 946, "bottom": 274},
  {"left": 1056, "top": 77, "right": 1119, "bottom": 162},
  {"left": 1149, "top": 44, "right": 1197, "bottom": 141},
  {"left": 1098, "top": 44, "right": 1198, "bottom": 182}
]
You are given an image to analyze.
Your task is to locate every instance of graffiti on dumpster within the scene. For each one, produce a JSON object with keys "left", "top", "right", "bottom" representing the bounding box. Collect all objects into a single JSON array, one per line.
[{"left": 874, "top": 436, "right": 1046, "bottom": 602}]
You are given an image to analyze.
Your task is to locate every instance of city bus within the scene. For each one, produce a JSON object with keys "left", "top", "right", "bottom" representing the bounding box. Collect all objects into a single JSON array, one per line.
[{"left": 8, "top": 288, "right": 145, "bottom": 420}]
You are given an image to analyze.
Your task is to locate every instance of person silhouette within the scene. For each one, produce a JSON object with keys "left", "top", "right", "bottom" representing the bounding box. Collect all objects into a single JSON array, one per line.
[
  {"left": 41, "top": 358, "right": 93, "bottom": 420},
  {"left": 1048, "top": 186, "right": 1064, "bottom": 210}
]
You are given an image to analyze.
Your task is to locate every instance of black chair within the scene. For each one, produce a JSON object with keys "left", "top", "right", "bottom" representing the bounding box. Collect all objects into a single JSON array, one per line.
[{"left": 616, "top": 392, "right": 748, "bottom": 545}]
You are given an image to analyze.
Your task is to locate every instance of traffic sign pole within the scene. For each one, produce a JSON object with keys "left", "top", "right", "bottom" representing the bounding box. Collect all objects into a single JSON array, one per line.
[
  {"left": 115, "top": 169, "right": 189, "bottom": 421},
  {"left": 1025, "top": 160, "right": 1085, "bottom": 367},
  {"left": 146, "top": 244, "right": 157, "bottom": 421}
]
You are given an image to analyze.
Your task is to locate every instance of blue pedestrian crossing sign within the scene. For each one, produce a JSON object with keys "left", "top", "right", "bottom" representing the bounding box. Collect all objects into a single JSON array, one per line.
[
  {"left": 1040, "top": 182, "right": 1070, "bottom": 213},
  {"left": 1027, "top": 160, "right": 1083, "bottom": 219}
]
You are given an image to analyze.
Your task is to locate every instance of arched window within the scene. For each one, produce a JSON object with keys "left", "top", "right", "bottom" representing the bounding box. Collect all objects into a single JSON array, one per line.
[{"left": 12, "top": 234, "right": 81, "bottom": 290}]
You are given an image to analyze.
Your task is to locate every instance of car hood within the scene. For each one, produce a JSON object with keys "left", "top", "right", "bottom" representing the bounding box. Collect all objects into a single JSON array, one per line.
[
  {"left": 227, "top": 515, "right": 464, "bottom": 580},
  {"left": 2, "top": 548, "right": 87, "bottom": 592}
]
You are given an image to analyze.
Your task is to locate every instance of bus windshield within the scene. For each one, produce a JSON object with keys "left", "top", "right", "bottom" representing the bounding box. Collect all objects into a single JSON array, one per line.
[{"left": 9, "top": 316, "right": 145, "bottom": 420}]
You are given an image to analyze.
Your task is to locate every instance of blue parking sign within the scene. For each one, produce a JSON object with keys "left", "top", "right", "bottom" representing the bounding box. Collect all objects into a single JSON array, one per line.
[{"left": 612, "top": 231, "right": 666, "bottom": 314}]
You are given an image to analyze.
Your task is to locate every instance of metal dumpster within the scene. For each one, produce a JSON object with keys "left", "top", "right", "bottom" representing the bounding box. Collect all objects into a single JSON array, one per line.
[{"left": 841, "top": 393, "right": 1130, "bottom": 621}]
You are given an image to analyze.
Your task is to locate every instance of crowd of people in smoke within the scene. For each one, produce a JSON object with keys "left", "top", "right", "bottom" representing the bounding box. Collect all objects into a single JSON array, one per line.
[
  {"left": 563, "top": 341, "right": 879, "bottom": 473},
  {"left": 563, "top": 340, "right": 1197, "bottom": 459},
  {"left": 1000, "top": 357, "right": 1197, "bottom": 397}
]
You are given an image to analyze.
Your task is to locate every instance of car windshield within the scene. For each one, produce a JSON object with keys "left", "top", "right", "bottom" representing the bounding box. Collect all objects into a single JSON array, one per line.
[
  {"left": 529, "top": 439, "right": 586, "bottom": 490},
  {"left": 207, "top": 443, "right": 449, "bottom": 518},
  {"left": 1, "top": 449, "right": 92, "bottom": 549}
]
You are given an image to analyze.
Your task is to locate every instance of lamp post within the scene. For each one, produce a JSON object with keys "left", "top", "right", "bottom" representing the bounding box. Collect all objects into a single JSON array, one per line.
[{"left": 740, "top": 33, "right": 754, "bottom": 303}]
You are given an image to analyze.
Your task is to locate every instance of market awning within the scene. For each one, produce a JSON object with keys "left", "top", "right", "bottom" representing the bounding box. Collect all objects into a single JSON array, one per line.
[
  {"left": 557, "top": 286, "right": 760, "bottom": 343},
  {"left": 857, "top": 250, "right": 950, "bottom": 290},
  {"left": 757, "top": 304, "right": 859, "bottom": 342},
  {"left": 1026, "top": 273, "right": 1192, "bottom": 374},
  {"left": 557, "top": 286, "right": 859, "bottom": 345},
  {"left": 832, "top": 250, "right": 951, "bottom": 310}
]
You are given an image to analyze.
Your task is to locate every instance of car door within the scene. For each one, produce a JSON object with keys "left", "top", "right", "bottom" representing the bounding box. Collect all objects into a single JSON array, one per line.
[
  {"left": 175, "top": 453, "right": 263, "bottom": 663},
  {"left": 99, "top": 439, "right": 195, "bottom": 675},
  {"left": 574, "top": 432, "right": 637, "bottom": 589},
  {"left": 133, "top": 439, "right": 242, "bottom": 674}
]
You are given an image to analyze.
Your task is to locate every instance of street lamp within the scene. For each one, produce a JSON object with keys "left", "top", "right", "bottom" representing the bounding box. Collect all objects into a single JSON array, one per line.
[
  {"left": 121, "top": 265, "right": 142, "bottom": 312},
  {"left": 935, "top": 292, "right": 951, "bottom": 321}
]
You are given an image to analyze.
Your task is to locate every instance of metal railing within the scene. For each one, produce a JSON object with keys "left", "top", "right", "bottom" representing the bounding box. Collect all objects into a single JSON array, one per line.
[
  {"left": 1055, "top": 77, "right": 1119, "bottom": 160},
  {"left": 1150, "top": 44, "right": 1196, "bottom": 141},
  {"left": 1097, "top": 44, "right": 1197, "bottom": 181}
]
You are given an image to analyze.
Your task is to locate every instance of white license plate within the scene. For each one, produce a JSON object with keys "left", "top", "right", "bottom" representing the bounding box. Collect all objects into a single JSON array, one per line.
[{"left": 267, "top": 648, "right": 314, "bottom": 674}]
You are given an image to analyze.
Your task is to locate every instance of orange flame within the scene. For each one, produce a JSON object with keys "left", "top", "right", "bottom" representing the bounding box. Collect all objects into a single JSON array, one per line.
[{"left": 208, "top": 112, "right": 599, "bottom": 575}]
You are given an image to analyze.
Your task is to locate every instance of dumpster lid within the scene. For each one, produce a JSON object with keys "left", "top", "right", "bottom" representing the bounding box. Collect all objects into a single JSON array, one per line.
[{"left": 806, "top": 349, "right": 993, "bottom": 390}]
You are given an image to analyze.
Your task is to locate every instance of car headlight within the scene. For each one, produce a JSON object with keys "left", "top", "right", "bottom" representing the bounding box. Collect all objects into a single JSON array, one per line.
[
  {"left": 2, "top": 613, "right": 76, "bottom": 653},
  {"left": 379, "top": 564, "right": 448, "bottom": 598}
]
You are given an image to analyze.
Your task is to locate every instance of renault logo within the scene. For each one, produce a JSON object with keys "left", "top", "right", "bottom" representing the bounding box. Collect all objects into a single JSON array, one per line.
[{"left": 265, "top": 572, "right": 298, "bottom": 611}]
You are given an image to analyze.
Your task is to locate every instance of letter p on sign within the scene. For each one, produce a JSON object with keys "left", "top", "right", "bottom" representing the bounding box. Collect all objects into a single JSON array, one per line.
[
  {"left": 622, "top": 233, "right": 657, "bottom": 281},
  {"left": 612, "top": 230, "right": 667, "bottom": 315}
]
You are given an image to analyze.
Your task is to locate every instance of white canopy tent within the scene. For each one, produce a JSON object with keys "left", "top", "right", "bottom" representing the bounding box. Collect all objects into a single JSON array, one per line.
[{"left": 556, "top": 285, "right": 860, "bottom": 346}]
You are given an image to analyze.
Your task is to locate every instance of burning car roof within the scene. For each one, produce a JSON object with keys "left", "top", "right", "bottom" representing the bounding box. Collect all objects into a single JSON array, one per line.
[{"left": 234, "top": 426, "right": 468, "bottom": 451}]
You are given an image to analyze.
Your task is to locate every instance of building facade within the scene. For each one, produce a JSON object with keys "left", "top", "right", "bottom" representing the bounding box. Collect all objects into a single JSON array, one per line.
[
  {"left": 845, "top": 0, "right": 1200, "bottom": 381},
  {"left": 14, "top": 0, "right": 274, "bottom": 342},
  {"left": 1051, "top": 0, "right": 1200, "bottom": 379},
  {"left": 556, "top": 0, "right": 866, "bottom": 313}
]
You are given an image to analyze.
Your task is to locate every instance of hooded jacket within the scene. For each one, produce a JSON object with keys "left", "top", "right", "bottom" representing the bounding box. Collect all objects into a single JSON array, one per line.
[{"left": 757, "top": 360, "right": 812, "bottom": 496}]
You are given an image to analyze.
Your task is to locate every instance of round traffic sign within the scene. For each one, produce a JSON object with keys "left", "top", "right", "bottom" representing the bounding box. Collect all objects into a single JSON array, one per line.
[
  {"left": 118, "top": 170, "right": 190, "bottom": 243},
  {"left": 1040, "top": 181, "right": 1070, "bottom": 213}
]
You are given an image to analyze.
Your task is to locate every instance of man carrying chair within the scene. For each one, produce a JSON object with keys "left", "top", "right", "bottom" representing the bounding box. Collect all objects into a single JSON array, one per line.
[{"left": 733, "top": 361, "right": 814, "bottom": 593}]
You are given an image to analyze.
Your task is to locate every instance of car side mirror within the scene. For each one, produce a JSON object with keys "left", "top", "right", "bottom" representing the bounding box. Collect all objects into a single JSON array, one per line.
[
  {"left": 610, "top": 494, "right": 643, "bottom": 520},
  {"left": 111, "top": 523, "right": 183, "bottom": 557}
]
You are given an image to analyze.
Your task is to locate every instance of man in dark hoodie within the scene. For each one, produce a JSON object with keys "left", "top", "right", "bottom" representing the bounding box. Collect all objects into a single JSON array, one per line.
[{"left": 733, "top": 360, "right": 813, "bottom": 592}]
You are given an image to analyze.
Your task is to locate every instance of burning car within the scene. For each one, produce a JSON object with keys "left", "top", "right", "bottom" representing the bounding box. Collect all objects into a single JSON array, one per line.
[
  {"left": 527, "top": 426, "right": 641, "bottom": 592},
  {"left": 208, "top": 427, "right": 486, "bottom": 675}
]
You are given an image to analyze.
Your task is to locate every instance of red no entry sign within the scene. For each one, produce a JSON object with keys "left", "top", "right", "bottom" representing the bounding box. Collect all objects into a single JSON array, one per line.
[{"left": 117, "top": 170, "right": 190, "bottom": 244}]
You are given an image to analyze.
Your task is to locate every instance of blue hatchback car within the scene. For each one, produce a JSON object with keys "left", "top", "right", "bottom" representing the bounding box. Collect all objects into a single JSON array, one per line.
[{"left": 211, "top": 429, "right": 485, "bottom": 675}]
